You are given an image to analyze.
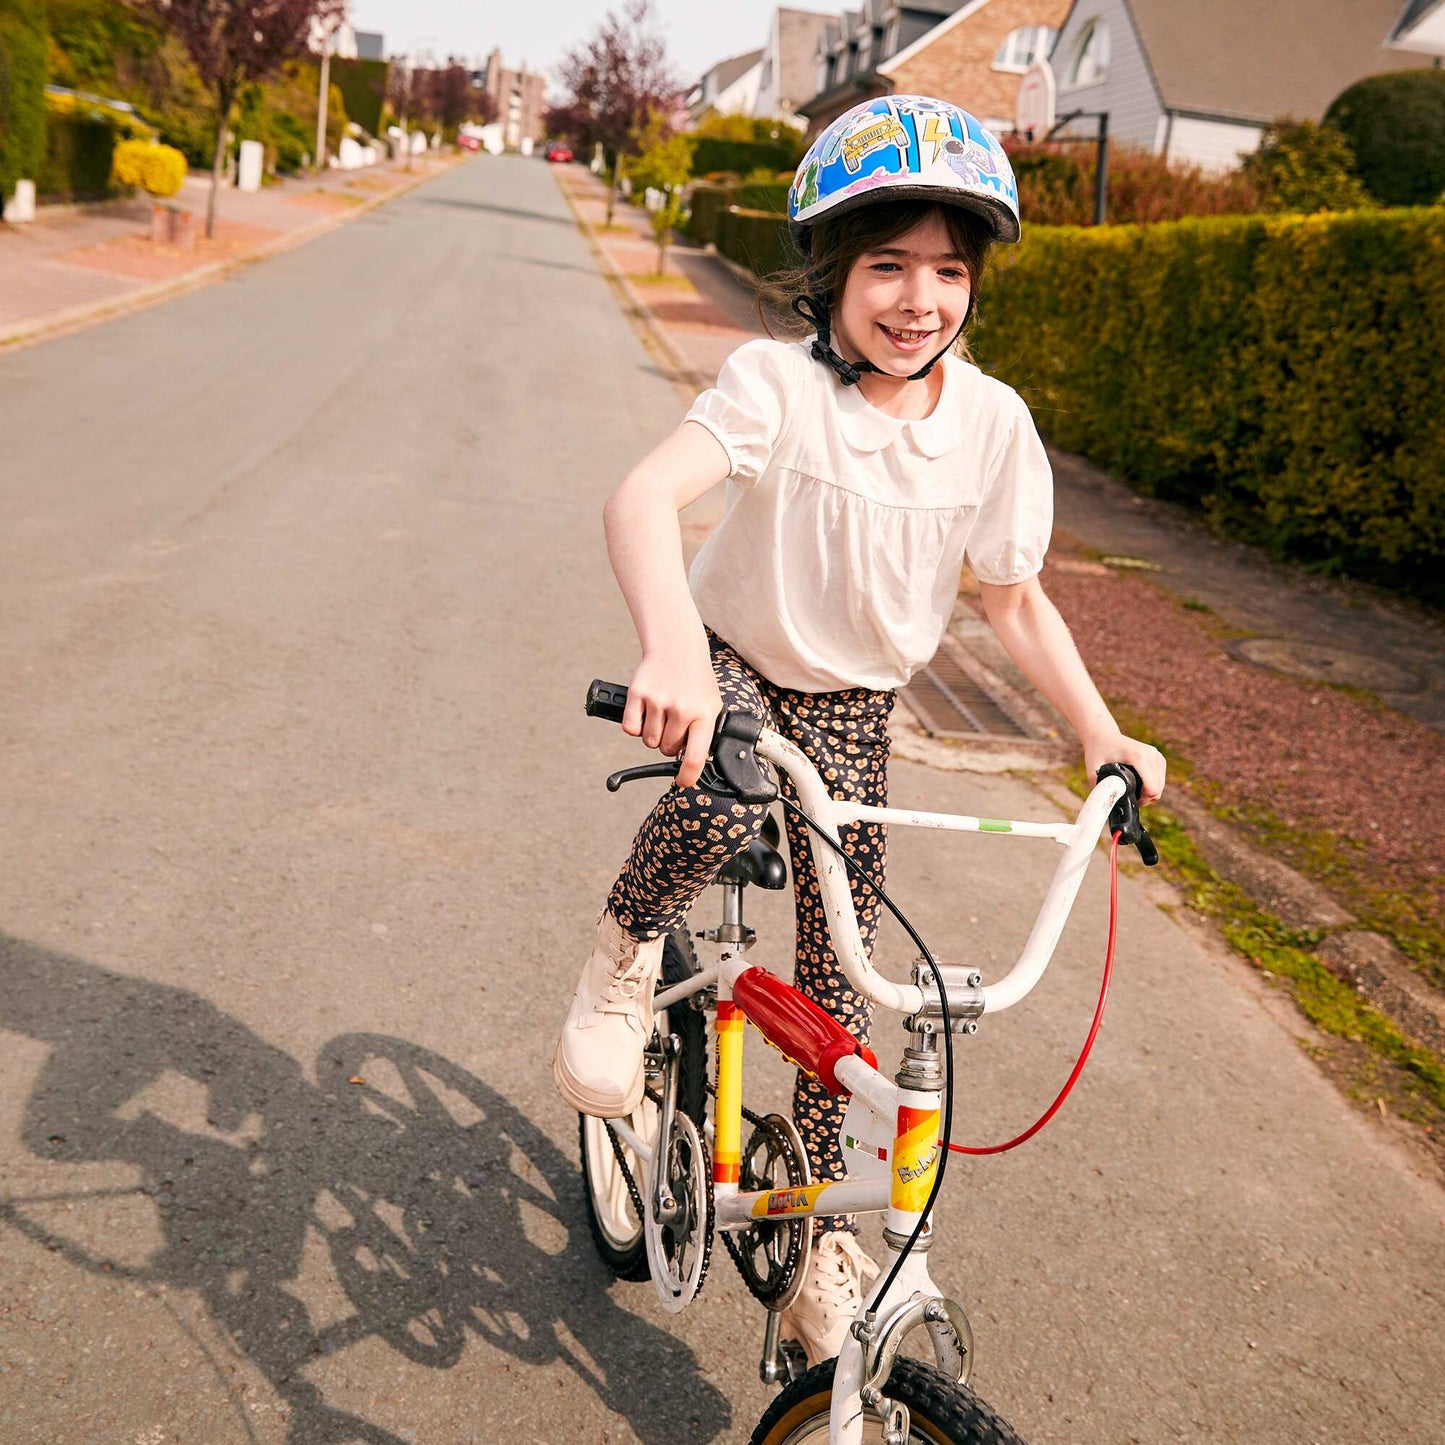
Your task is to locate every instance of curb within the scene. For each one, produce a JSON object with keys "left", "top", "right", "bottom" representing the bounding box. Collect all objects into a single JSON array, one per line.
[
  {"left": 552, "top": 173, "right": 713, "bottom": 396},
  {"left": 0, "top": 158, "right": 463, "bottom": 354}
]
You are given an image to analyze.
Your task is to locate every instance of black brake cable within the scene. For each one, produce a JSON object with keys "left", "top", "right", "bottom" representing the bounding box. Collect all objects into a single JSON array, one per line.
[{"left": 777, "top": 795, "right": 954, "bottom": 1323}]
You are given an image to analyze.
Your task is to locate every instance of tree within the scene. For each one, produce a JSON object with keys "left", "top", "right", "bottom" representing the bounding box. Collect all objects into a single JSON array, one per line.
[
  {"left": 628, "top": 108, "right": 693, "bottom": 273},
  {"left": 553, "top": 0, "right": 680, "bottom": 225},
  {"left": 1325, "top": 69, "right": 1445, "bottom": 207},
  {"left": 425, "top": 63, "right": 478, "bottom": 138},
  {"left": 1240, "top": 120, "right": 1371, "bottom": 213},
  {"left": 0, "top": 0, "right": 48, "bottom": 213},
  {"left": 134, "top": 0, "right": 345, "bottom": 237}
]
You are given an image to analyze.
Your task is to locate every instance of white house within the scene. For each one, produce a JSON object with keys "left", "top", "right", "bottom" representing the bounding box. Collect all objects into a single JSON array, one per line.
[
  {"left": 1388, "top": 0, "right": 1445, "bottom": 56},
  {"left": 1048, "top": 0, "right": 1433, "bottom": 171}
]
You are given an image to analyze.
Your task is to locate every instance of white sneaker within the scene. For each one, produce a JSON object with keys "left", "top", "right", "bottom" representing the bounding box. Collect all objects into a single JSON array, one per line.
[
  {"left": 779, "top": 1231, "right": 879, "bottom": 1368},
  {"left": 553, "top": 912, "right": 665, "bottom": 1118}
]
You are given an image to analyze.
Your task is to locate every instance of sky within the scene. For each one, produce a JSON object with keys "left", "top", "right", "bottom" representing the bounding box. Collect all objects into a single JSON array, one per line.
[{"left": 347, "top": 0, "right": 837, "bottom": 89}]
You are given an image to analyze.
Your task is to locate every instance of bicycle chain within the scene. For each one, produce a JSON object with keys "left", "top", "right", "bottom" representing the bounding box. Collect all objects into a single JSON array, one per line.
[
  {"left": 603, "top": 1118, "right": 646, "bottom": 1225},
  {"left": 708, "top": 1084, "right": 808, "bottom": 1307}
]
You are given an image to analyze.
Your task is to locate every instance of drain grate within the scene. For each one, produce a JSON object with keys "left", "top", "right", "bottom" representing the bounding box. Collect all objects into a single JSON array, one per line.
[{"left": 900, "top": 639, "right": 1030, "bottom": 740}]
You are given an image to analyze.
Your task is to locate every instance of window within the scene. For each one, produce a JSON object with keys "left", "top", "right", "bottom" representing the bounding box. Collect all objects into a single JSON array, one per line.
[
  {"left": 1069, "top": 20, "right": 1110, "bottom": 86},
  {"left": 993, "top": 25, "right": 1056, "bottom": 72}
]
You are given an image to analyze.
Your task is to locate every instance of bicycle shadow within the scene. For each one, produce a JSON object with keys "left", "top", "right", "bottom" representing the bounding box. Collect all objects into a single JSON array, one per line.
[{"left": 0, "top": 933, "right": 730, "bottom": 1443}]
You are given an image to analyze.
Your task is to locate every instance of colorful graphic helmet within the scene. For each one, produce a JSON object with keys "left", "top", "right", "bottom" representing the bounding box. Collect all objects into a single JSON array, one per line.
[{"left": 789, "top": 95, "right": 1020, "bottom": 244}]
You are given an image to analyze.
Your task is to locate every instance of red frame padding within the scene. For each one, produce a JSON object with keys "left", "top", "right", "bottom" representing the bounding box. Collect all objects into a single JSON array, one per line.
[{"left": 731, "top": 966, "right": 878, "bottom": 1095}]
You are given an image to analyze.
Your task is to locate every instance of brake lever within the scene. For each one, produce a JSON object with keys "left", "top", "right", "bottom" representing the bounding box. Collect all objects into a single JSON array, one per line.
[
  {"left": 606, "top": 760, "right": 681, "bottom": 792},
  {"left": 1095, "top": 762, "right": 1159, "bottom": 866}
]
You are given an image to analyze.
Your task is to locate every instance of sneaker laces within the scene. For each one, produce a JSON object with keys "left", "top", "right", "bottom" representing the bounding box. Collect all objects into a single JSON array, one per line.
[
  {"left": 811, "top": 1233, "right": 874, "bottom": 1319},
  {"left": 596, "top": 943, "right": 656, "bottom": 1017}
]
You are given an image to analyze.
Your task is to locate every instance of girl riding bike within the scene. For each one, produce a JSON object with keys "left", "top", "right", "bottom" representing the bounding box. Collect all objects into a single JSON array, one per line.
[{"left": 555, "top": 93, "right": 1165, "bottom": 1369}]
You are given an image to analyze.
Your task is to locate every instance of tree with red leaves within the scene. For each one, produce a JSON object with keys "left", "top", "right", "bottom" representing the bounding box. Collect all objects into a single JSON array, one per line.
[
  {"left": 551, "top": 0, "right": 679, "bottom": 223},
  {"left": 135, "top": 0, "right": 345, "bottom": 237}
]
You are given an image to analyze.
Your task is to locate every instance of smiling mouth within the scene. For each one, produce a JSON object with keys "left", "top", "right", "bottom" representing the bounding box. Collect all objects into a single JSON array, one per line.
[{"left": 879, "top": 324, "right": 936, "bottom": 347}]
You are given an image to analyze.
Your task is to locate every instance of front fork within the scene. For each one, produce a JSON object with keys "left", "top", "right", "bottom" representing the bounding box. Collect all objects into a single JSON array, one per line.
[{"left": 830, "top": 1027, "right": 973, "bottom": 1445}]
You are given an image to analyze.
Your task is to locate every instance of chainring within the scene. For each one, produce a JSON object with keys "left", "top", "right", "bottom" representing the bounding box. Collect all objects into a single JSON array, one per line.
[
  {"left": 723, "top": 1112, "right": 812, "bottom": 1309},
  {"left": 644, "top": 1110, "right": 714, "bottom": 1314}
]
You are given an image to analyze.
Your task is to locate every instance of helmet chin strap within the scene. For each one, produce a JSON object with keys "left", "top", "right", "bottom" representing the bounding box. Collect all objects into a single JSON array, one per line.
[{"left": 792, "top": 294, "right": 961, "bottom": 387}]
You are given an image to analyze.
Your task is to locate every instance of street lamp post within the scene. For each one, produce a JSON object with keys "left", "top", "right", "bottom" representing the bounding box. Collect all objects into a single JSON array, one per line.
[{"left": 314, "top": 27, "right": 333, "bottom": 173}]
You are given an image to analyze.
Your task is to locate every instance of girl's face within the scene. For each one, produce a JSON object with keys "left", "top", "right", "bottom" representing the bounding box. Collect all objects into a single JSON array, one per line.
[{"left": 833, "top": 212, "right": 972, "bottom": 378}]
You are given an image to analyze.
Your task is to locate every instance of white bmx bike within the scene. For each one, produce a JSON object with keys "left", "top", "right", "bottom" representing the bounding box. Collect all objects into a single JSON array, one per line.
[{"left": 576, "top": 680, "right": 1156, "bottom": 1444}]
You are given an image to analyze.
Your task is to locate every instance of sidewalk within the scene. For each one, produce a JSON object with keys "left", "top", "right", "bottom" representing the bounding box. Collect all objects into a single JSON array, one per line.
[
  {"left": 0, "top": 153, "right": 461, "bottom": 348},
  {"left": 554, "top": 163, "right": 1445, "bottom": 1162}
]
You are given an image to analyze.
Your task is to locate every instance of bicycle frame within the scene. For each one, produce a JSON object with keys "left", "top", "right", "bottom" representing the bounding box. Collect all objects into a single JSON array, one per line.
[{"left": 613, "top": 724, "right": 1127, "bottom": 1444}]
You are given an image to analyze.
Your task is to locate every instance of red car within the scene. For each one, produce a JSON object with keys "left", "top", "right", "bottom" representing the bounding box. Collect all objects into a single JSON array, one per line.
[
  {"left": 457, "top": 134, "right": 481, "bottom": 152},
  {"left": 544, "top": 142, "right": 574, "bottom": 163}
]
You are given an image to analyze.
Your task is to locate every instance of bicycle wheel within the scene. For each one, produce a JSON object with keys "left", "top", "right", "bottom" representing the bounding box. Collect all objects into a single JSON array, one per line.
[
  {"left": 578, "top": 927, "right": 707, "bottom": 1281},
  {"left": 749, "top": 1357, "right": 1028, "bottom": 1445}
]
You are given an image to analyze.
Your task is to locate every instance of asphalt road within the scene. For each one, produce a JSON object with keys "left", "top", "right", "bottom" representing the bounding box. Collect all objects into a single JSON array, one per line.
[{"left": 1, "top": 155, "right": 1441, "bottom": 1445}]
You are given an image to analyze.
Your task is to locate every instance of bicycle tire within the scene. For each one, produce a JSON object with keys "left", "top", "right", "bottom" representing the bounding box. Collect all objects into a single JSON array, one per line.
[
  {"left": 749, "top": 1356, "right": 1028, "bottom": 1445},
  {"left": 578, "top": 927, "right": 707, "bottom": 1281}
]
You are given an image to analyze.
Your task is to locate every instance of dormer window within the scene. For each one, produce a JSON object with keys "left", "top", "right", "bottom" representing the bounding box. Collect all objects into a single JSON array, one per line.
[
  {"left": 1069, "top": 20, "right": 1110, "bottom": 86},
  {"left": 993, "top": 25, "right": 1057, "bottom": 73}
]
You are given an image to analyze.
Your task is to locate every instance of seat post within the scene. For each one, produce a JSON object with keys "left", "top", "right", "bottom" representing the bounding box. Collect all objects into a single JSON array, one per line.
[{"left": 720, "top": 877, "right": 747, "bottom": 942}]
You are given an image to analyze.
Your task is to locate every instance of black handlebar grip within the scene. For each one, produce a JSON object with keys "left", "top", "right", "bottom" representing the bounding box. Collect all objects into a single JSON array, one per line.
[{"left": 585, "top": 680, "right": 629, "bottom": 724}]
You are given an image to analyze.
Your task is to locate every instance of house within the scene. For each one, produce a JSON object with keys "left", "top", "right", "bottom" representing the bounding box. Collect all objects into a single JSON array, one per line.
[
  {"left": 1048, "top": 0, "right": 1434, "bottom": 171},
  {"left": 1388, "top": 0, "right": 1445, "bottom": 56},
  {"left": 688, "top": 49, "right": 765, "bottom": 124},
  {"left": 481, "top": 49, "right": 547, "bottom": 149},
  {"left": 753, "top": 7, "right": 839, "bottom": 122},
  {"left": 802, "top": 0, "right": 1072, "bottom": 137}
]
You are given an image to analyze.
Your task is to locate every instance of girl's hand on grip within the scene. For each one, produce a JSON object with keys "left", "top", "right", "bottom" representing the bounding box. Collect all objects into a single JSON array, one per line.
[
  {"left": 622, "top": 648, "right": 722, "bottom": 790},
  {"left": 1084, "top": 731, "right": 1166, "bottom": 806}
]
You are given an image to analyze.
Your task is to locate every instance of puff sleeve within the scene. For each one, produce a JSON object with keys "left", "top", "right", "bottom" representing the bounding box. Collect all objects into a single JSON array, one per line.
[
  {"left": 965, "top": 391, "right": 1054, "bottom": 585},
  {"left": 684, "top": 340, "right": 795, "bottom": 488}
]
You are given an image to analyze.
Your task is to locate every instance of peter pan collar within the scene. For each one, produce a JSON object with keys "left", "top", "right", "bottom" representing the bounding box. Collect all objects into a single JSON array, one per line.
[{"left": 825, "top": 350, "right": 967, "bottom": 459}]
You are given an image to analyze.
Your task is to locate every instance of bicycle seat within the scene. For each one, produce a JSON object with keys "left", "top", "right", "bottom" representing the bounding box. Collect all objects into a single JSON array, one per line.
[{"left": 717, "top": 813, "right": 787, "bottom": 891}]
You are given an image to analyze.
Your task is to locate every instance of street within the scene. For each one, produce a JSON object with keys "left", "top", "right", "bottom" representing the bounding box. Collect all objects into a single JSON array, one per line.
[{"left": 1, "top": 154, "right": 1441, "bottom": 1444}]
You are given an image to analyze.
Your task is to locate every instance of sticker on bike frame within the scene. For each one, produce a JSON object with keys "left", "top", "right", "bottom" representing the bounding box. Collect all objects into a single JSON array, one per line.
[
  {"left": 844, "top": 1134, "right": 889, "bottom": 1161},
  {"left": 979, "top": 819, "right": 1013, "bottom": 833},
  {"left": 751, "top": 1181, "right": 833, "bottom": 1218},
  {"left": 891, "top": 1106, "right": 941, "bottom": 1213}
]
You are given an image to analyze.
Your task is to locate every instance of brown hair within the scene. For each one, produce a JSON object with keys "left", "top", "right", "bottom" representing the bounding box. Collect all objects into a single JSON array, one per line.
[{"left": 758, "top": 200, "right": 993, "bottom": 360}]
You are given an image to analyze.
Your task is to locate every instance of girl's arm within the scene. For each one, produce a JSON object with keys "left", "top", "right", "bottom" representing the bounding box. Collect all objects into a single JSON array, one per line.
[
  {"left": 604, "top": 420, "right": 732, "bottom": 788},
  {"left": 976, "top": 575, "right": 1167, "bottom": 804}
]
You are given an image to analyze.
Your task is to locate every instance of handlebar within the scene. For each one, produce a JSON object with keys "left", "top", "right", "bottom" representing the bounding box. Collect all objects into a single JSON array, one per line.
[{"left": 586, "top": 677, "right": 1153, "bottom": 1018}]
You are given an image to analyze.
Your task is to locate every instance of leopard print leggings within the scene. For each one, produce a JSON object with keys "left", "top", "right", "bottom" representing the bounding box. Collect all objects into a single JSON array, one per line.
[{"left": 608, "top": 633, "right": 893, "bottom": 1233}]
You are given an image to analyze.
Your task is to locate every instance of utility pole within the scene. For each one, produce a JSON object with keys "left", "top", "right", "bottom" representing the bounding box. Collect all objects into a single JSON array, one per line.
[
  {"left": 1046, "top": 109, "right": 1111, "bottom": 226},
  {"left": 314, "top": 31, "right": 331, "bottom": 173}
]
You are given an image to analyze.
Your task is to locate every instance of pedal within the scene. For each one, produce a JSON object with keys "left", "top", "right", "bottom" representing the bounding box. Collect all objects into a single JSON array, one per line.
[{"left": 758, "top": 1310, "right": 810, "bottom": 1387}]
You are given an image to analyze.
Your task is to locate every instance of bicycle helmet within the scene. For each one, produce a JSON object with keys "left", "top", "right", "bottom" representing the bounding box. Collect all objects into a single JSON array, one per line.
[{"left": 787, "top": 95, "right": 1020, "bottom": 386}]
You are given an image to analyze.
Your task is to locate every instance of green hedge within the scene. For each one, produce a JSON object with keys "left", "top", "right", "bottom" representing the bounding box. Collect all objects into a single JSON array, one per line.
[
  {"left": 329, "top": 56, "right": 388, "bottom": 136},
  {"left": 688, "top": 179, "right": 791, "bottom": 244},
  {"left": 0, "top": 0, "right": 47, "bottom": 203},
  {"left": 693, "top": 137, "right": 798, "bottom": 178},
  {"left": 731, "top": 180, "right": 790, "bottom": 214},
  {"left": 975, "top": 210, "right": 1445, "bottom": 596},
  {"left": 715, "top": 205, "right": 797, "bottom": 279},
  {"left": 686, "top": 182, "right": 730, "bottom": 243},
  {"left": 38, "top": 113, "right": 116, "bottom": 200}
]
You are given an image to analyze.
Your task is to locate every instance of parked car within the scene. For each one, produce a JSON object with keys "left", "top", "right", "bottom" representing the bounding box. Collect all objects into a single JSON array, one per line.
[
  {"left": 457, "top": 133, "right": 481, "bottom": 152},
  {"left": 544, "top": 142, "right": 574, "bottom": 164}
]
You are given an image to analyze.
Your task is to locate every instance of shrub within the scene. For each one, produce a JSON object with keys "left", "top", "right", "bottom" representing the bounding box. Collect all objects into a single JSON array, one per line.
[
  {"left": 975, "top": 211, "right": 1445, "bottom": 597},
  {"left": 686, "top": 182, "right": 731, "bottom": 243},
  {"left": 112, "top": 137, "right": 187, "bottom": 196},
  {"left": 1325, "top": 69, "right": 1445, "bottom": 207},
  {"left": 38, "top": 113, "right": 117, "bottom": 200},
  {"left": 730, "top": 180, "right": 790, "bottom": 214},
  {"left": 0, "top": 0, "right": 48, "bottom": 203},
  {"left": 1005, "top": 140, "right": 1260, "bottom": 226},
  {"left": 329, "top": 57, "right": 388, "bottom": 136},
  {"left": 715, "top": 205, "right": 796, "bottom": 278},
  {"left": 1240, "top": 119, "right": 1372, "bottom": 212},
  {"left": 693, "top": 137, "right": 799, "bottom": 179}
]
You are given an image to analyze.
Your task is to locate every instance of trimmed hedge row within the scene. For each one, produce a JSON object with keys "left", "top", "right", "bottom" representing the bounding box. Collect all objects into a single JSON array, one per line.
[
  {"left": 39, "top": 114, "right": 116, "bottom": 200},
  {"left": 975, "top": 210, "right": 1445, "bottom": 595},
  {"left": 687, "top": 179, "right": 791, "bottom": 245},
  {"left": 715, "top": 206, "right": 797, "bottom": 279},
  {"left": 692, "top": 137, "right": 797, "bottom": 178},
  {"left": 0, "top": 0, "right": 47, "bottom": 203}
]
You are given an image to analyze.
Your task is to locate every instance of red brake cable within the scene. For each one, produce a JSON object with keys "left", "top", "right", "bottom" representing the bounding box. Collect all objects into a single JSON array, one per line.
[{"left": 945, "top": 830, "right": 1121, "bottom": 1156}]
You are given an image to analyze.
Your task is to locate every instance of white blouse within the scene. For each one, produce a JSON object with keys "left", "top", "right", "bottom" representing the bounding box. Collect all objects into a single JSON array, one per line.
[{"left": 684, "top": 338, "right": 1053, "bottom": 693}]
